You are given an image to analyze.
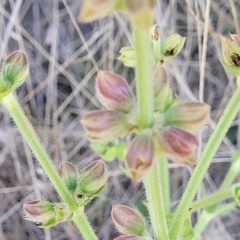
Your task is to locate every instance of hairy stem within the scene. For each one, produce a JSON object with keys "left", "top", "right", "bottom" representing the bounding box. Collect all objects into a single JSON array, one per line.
[
  {"left": 169, "top": 85, "right": 240, "bottom": 239},
  {"left": 191, "top": 184, "right": 238, "bottom": 212},
  {"left": 193, "top": 203, "right": 237, "bottom": 239},
  {"left": 144, "top": 158, "right": 170, "bottom": 240},
  {"left": 159, "top": 155, "right": 170, "bottom": 213},
  {"left": 2, "top": 93, "right": 98, "bottom": 240},
  {"left": 133, "top": 25, "right": 154, "bottom": 129},
  {"left": 133, "top": 24, "right": 169, "bottom": 239},
  {"left": 73, "top": 208, "right": 98, "bottom": 240}
]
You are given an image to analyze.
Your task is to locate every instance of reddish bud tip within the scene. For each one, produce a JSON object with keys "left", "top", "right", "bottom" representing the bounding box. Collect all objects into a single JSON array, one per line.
[
  {"left": 125, "top": 131, "right": 155, "bottom": 182},
  {"left": 96, "top": 71, "right": 134, "bottom": 113},
  {"left": 112, "top": 205, "right": 147, "bottom": 236}
]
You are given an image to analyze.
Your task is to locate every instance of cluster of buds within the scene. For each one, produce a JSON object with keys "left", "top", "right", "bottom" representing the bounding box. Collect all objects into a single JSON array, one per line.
[
  {"left": 81, "top": 71, "right": 136, "bottom": 143},
  {"left": 220, "top": 34, "right": 240, "bottom": 77},
  {"left": 23, "top": 201, "right": 72, "bottom": 228},
  {"left": 23, "top": 160, "right": 108, "bottom": 227},
  {"left": 119, "top": 25, "right": 186, "bottom": 68},
  {"left": 112, "top": 205, "right": 152, "bottom": 240},
  {"left": 59, "top": 160, "right": 108, "bottom": 206},
  {"left": 0, "top": 50, "right": 29, "bottom": 101},
  {"left": 79, "top": 0, "right": 155, "bottom": 29},
  {"left": 81, "top": 70, "right": 210, "bottom": 181}
]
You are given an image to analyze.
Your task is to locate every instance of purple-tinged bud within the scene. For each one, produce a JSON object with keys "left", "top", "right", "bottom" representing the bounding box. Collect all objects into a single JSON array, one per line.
[
  {"left": 153, "top": 63, "right": 172, "bottom": 111},
  {"left": 23, "top": 201, "right": 72, "bottom": 228},
  {"left": 163, "top": 102, "right": 210, "bottom": 133},
  {"left": 96, "top": 71, "right": 134, "bottom": 113},
  {"left": 160, "top": 34, "right": 186, "bottom": 62},
  {"left": 1, "top": 50, "right": 29, "bottom": 89},
  {"left": 79, "top": 0, "right": 115, "bottom": 22},
  {"left": 125, "top": 131, "right": 155, "bottom": 182},
  {"left": 112, "top": 205, "right": 147, "bottom": 236},
  {"left": 75, "top": 160, "right": 108, "bottom": 204},
  {"left": 157, "top": 127, "right": 198, "bottom": 165},
  {"left": 220, "top": 35, "right": 240, "bottom": 77},
  {"left": 23, "top": 201, "right": 57, "bottom": 226},
  {"left": 81, "top": 110, "right": 128, "bottom": 142},
  {"left": 114, "top": 236, "right": 152, "bottom": 240},
  {"left": 59, "top": 162, "right": 78, "bottom": 194}
]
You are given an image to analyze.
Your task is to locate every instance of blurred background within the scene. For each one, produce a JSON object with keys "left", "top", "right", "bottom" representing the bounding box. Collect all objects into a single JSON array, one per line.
[{"left": 0, "top": 0, "right": 240, "bottom": 239}]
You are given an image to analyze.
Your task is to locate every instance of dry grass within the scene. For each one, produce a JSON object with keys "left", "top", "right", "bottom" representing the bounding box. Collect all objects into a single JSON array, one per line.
[{"left": 0, "top": 0, "right": 240, "bottom": 239}]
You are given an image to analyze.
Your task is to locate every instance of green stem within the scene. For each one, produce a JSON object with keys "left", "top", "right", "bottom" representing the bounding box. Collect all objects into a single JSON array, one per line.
[
  {"left": 73, "top": 208, "right": 98, "bottom": 240},
  {"left": 159, "top": 155, "right": 170, "bottom": 213},
  {"left": 133, "top": 25, "right": 154, "bottom": 129},
  {"left": 193, "top": 211, "right": 213, "bottom": 240},
  {"left": 191, "top": 184, "right": 238, "bottom": 212},
  {"left": 193, "top": 203, "right": 237, "bottom": 239},
  {"left": 133, "top": 24, "right": 169, "bottom": 239},
  {"left": 144, "top": 158, "right": 170, "bottom": 240},
  {"left": 169, "top": 85, "right": 240, "bottom": 240},
  {"left": 2, "top": 93, "right": 98, "bottom": 240},
  {"left": 219, "top": 159, "right": 240, "bottom": 191}
]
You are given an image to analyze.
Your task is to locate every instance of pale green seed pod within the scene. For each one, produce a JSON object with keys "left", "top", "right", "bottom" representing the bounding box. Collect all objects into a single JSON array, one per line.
[
  {"left": 160, "top": 34, "right": 186, "bottom": 62},
  {"left": 118, "top": 47, "right": 136, "bottom": 67},
  {"left": 220, "top": 35, "right": 240, "bottom": 77}
]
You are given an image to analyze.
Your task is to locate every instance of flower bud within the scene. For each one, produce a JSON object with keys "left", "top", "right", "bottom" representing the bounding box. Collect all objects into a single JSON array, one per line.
[
  {"left": 23, "top": 201, "right": 72, "bottom": 228},
  {"left": 163, "top": 102, "right": 210, "bottom": 133},
  {"left": 59, "top": 162, "right": 78, "bottom": 194},
  {"left": 125, "top": 0, "right": 155, "bottom": 29},
  {"left": 23, "top": 201, "right": 54, "bottom": 223},
  {"left": 160, "top": 34, "right": 186, "bottom": 62},
  {"left": 79, "top": 0, "right": 116, "bottom": 22},
  {"left": 1, "top": 50, "right": 29, "bottom": 89},
  {"left": 96, "top": 71, "right": 134, "bottom": 113},
  {"left": 81, "top": 110, "right": 128, "bottom": 142},
  {"left": 157, "top": 127, "right": 198, "bottom": 165},
  {"left": 118, "top": 47, "right": 136, "bottom": 67},
  {"left": 153, "top": 63, "right": 172, "bottom": 111},
  {"left": 114, "top": 236, "right": 152, "bottom": 240},
  {"left": 220, "top": 35, "right": 240, "bottom": 77},
  {"left": 125, "top": 130, "right": 155, "bottom": 182},
  {"left": 112, "top": 205, "right": 147, "bottom": 236},
  {"left": 75, "top": 160, "right": 108, "bottom": 204}
]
